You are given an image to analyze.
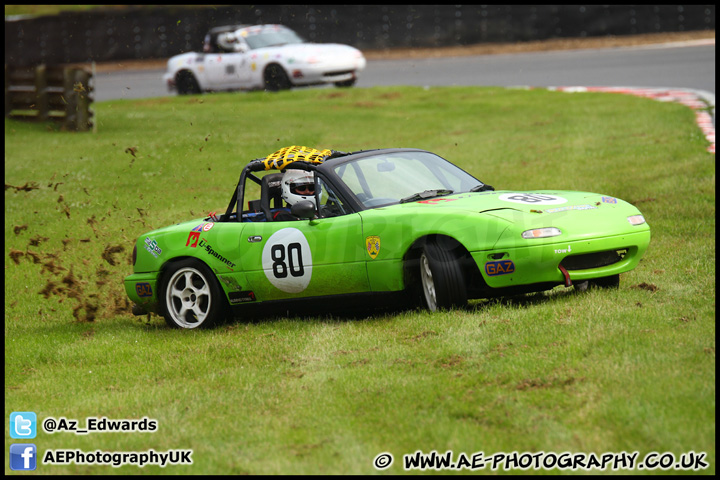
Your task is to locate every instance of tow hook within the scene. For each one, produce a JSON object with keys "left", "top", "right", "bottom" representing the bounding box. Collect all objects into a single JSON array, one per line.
[{"left": 558, "top": 264, "right": 573, "bottom": 287}]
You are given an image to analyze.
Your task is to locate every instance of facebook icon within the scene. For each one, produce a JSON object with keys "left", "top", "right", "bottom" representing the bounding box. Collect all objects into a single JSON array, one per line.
[{"left": 10, "top": 444, "right": 37, "bottom": 471}]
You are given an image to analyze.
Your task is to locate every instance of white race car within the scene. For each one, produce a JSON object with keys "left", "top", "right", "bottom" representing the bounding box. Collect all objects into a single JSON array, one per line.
[{"left": 163, "top": 24, "right": 367, "bottom": 94}]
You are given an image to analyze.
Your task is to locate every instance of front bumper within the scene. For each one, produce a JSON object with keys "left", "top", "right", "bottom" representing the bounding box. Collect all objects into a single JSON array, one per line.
[
  {"left": 472, "top": 230, "right": 651, "bottom": 289},
  {"left": 289, "top": 58, "right": 366, "bottom": 85},
  {"left": 124, "top": 272, "right": 161, "bottom": 314},
  {"left": 162, "top": 72, "right": 176, "bottom": 92}
]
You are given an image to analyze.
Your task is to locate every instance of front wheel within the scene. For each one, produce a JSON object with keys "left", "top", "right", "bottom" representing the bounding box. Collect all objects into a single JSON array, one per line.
[
  {"left": 161, "top": 259, "right": 228, "bottom": 329},
  {"left": 574, "top": 274, "right": 620, "bottom": 291},
  {"left": 176, "top": 71, "right": 201, "bottom": 95},
  {"left": 264, "top": 64, "right": 291, "bottom": 91},
  {"left": 418, "top": 238, "right": 468, "bottom": 311},
  {"left": 334, "top": 78, "right": 356, "bottom": 88}
]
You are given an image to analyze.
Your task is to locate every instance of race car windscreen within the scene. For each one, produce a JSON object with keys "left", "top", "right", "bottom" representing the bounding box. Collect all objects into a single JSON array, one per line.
[
  {"left": 242, "top": 26, "right": 305, "bottom": 49},
  {"left": 333, "top": 151, "right": 482, "bottom": 209}
]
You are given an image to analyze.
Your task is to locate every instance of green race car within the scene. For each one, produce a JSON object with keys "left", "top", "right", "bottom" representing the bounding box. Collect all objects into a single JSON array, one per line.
[{"left": 124, "top": 146, "right": 651, "bottom": 328}]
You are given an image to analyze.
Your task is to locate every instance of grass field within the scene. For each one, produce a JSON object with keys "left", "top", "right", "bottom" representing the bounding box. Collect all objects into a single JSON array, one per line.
[{"left": 4, "top": 86, "right": 715, "bottom": 474}]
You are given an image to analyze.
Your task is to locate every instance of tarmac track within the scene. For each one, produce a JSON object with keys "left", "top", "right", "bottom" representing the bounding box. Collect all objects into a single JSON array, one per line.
[{"left": 93, "top": 39, "right": 715, "bottom": 151}]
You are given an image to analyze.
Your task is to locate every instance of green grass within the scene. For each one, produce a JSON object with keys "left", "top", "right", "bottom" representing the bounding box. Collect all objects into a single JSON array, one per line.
[{"left": 5, "top": 86, "right": 715, "bottom": 474}]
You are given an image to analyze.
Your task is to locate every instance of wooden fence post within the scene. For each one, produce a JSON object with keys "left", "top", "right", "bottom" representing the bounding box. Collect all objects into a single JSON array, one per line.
[
  {"left": 73, "top": 69, "right": 92, "bottom": 131},
  {"left": 62, "top": 67, "right": 77, "bottom": 130},
  {"left": 5, "top": 64, "right": 93, "bottom": 131},
  {"left": 35, "top": 64, "right": 49, "bottom": 121}
]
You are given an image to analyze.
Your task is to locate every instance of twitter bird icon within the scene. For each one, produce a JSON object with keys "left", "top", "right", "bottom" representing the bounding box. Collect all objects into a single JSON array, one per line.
[{"left": 10, "top": 412, "right": 37, "bottom": 439}]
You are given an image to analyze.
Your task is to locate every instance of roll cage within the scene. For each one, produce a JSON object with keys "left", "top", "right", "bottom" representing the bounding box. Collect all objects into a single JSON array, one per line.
[{"left": 219, "top": 148, "right": 488, "bottom": 223}]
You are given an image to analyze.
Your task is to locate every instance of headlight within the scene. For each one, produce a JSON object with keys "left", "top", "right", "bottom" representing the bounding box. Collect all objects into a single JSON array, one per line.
[
  {"left": 521, "top": 227, "right": 562, "bottom": 239},
  {"left": 627, "top": 215, "right": 646, "bottom": 226}
]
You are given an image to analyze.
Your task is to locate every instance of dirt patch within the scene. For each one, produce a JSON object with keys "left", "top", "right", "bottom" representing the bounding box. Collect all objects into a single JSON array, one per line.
[
  {"left": 634, "top": 282, "right": 659, "bottom": 292},
  {"left": 7, "top": 176, "right": 137, "bottom": 323},
  {"left": 515, "top": 376, "right": 582, "bottom": 391},
  {"left": 6, "top": 182, "right": 40, "bottom": 192},
  {"left": 363, "top": 30, "right": 715, "bottom": 60}
]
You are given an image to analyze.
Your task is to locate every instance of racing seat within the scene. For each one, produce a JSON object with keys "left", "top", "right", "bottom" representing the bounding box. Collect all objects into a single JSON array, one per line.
[{"left": 260, "top": 173, "right": 285, "bottom": 221}]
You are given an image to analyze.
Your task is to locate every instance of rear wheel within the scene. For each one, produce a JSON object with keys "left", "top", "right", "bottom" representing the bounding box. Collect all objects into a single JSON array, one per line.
[
  {"left": 264, "top": 64, "right": 291, "bottom": 91},
  {"left": 418, "top": 238, "right": 468, "bottom": 311},
  {"left": 161, "top": 259, "right": 228, "bottom": 329}
]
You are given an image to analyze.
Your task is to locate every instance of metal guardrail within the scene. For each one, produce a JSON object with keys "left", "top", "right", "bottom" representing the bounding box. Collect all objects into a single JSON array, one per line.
[{"left": 4, "top": 64, "right": 94, "bottom": 131}]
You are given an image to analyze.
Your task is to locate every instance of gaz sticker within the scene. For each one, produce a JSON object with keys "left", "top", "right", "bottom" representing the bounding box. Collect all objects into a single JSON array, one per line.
[
  {"left": 135, "top": 282, "right": 153, "bottom": 297},
  {"left": 262, "top": 228, "right": 313, "bottom": 293},
  {"left": 499, "top": 193, "right": 567, "bottom": 205},
  {"left": 485, "top": 260, "right": 515, "bottom": 276}
]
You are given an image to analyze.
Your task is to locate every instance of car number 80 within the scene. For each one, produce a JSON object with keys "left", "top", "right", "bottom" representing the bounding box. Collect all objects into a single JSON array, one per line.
[{"left": 271, "top": 243, "right": 305, "bottom": 278}]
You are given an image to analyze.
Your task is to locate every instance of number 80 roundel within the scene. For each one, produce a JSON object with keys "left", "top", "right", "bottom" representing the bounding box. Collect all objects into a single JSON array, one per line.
[{"left": 262, "top": 228, "right": 313, "bottom": 293}]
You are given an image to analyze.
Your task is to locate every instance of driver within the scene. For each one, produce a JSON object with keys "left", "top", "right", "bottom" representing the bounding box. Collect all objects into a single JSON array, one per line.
[{"left": 274, "top": 169, "right": 317, "bottom": 221}]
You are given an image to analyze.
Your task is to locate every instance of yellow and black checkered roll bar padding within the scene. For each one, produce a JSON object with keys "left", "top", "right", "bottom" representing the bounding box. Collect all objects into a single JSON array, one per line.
[{"left": 261, "top": 145, "right": 334, "bottom": 170}]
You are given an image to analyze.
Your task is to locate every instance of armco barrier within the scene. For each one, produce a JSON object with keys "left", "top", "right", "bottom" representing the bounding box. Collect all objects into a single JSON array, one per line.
[
  {"left": 4, "top": 64, "right": 94, "bottom": 131},
  {"left": 4, "top": 5, "right": 715, "bottom": 66}
]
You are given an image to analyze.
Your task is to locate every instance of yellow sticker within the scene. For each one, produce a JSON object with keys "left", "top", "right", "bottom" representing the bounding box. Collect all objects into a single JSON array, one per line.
[
  {"left": 366, "top": 236, "right": 381, "bottom": 259},
  {"left": 251, "top": 62, "right": 256, "bottom": 71}
]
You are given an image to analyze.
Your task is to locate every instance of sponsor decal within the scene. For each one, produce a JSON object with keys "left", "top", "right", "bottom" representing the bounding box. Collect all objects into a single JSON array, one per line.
[
  {"left": 499, "top": 193, "right": 567, "bottom": 205},
  {"left": 135, "top": 282, "right": 153, "bottom": 298},
  {"left": 202, "top": 222, "right": 214, "bottom": 232},
  {"left": 198, "top": 239, "right": 236, "bottom": 269},
  {"left": 545, "top": 204, "right": 597, "bottom": 213},
  {"left": 418, "top": 198, "right": 458, "bottom": 205},
  {"left": 485, "top": 260, "right": 515, "bottom": 276},
  {"left": 366, "top": 235, "right": 381, "bottom": 259},
  {"left": 229, "top": 291, "right": 257, "bottom": 304},
  {"left": 144, "top": 238, "right": 162, "bottom": 258},
  {"left": 186, "top": 224, "right": 205, "bottom": 247},
  {"left": 601, "top": 196, "right": 618, "bottom": 204},
  {"left": 186, "top": 231, "right": 201, "bottom": 248}
]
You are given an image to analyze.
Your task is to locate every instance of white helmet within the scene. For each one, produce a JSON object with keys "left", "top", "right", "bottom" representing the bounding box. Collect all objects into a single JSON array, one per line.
[
  {"left": 281, "top": 169, "right": 318, "bottom": 207},
  {"left": 217, "top": 32, "right": 238, "bottom": 51}
]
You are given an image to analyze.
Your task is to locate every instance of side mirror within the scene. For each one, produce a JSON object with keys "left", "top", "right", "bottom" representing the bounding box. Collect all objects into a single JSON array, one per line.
[{"left": 291, "top": 200, "right": 316, "bottom": 220}]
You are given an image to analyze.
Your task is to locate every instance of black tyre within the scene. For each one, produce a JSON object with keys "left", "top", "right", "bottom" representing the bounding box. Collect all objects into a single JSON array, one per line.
[
  {"left": 418, "top": 238, "right": 468, "bottom": 311},
  {"left": 160, "top": 259, "right": 228, "bottom": 329},
  {"left": 574, "top": 274, "right": 621, "bottom": 291},
  {"left": 264, "top": 64, "right": 291, "bottom": 91},
  {"left": 590, "top": 274, "right": 620, "bottom": 288},
  {"left": 334, "top": 78, "right": 357, "bottom": 88},
  {"left": 176, "top": 71, "right": 201, "bottom": 95}
]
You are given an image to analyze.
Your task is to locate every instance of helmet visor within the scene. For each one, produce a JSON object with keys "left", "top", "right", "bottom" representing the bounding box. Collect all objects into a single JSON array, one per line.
[{"left": 290, "top": 181, "right": 315, "bottom": 195}]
